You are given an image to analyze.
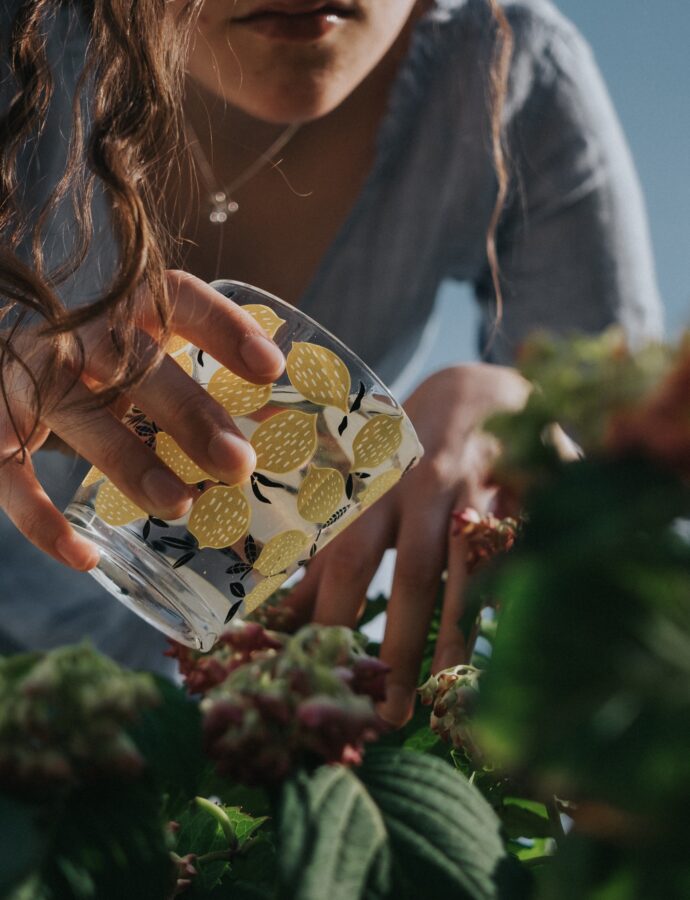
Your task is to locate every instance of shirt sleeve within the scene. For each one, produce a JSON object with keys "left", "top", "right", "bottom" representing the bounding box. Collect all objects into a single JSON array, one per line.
[{"left": 476, "top": 10, "right": 664, "bottom": 364}]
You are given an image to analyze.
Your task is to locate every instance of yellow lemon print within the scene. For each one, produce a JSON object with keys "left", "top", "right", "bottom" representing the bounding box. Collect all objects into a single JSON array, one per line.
[
  {"left": 297, "top": 465, "right": 345, "bottom": 524},
  {"left": 188, "top": 485, "right": 251, "bottom": 550},
  {"left": 173, "top": 352, "right": 194, "bottom": 377},
  {"left": 156, "top": 432, "right": 212, "bottom": 485},
  {"left": 243, "top": 573, "right": 287, "bottom": 615},
  {"left": 251, "top": 410, "right": 318, "bottom": 473},
  {"left": 359, "top": 469, "right": 402, "bottom": 510},
  {"left": 286, "top": 342, "right": 351, "bottom": 411},
  {"left": 254, "top": 530, "right": 311, "bottom": 577},
  {"left": 242, "top": 304, "right": 286, "bottom": 339},
  {"left": 165, "top": 334, "right": 190, "bottom": 355},
  {"left": 352, "top": 415, "right": 403, "bottom": 469},
  {"left": 95, "top": 481, "right": 146, "bottom": 527},
  {"left": 82, "top": 466, "right": 104, "bottom": 487},
  {"left": 208, "top": 367, "right": 272, "bottom": 416}
]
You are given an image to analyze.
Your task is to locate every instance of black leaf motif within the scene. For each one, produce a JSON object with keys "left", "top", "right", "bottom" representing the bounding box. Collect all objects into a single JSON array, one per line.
[
  {"left": 323, "top": 506, "right": 349, "bottom": 529},
  {"left": 254, "top": 472, "right": 285, "bottom": 489},
  {"left": 173, "top": 551, "right": 196, "bottom": 569},
  {"left": 226, "top": 563, "right": 252, "bottom": 576},
  {"left": 142, "top": 520, "right": 151, "bottom": 541},
  {"left": 245, "top": 534, "right": 259, "bottom": 564},
  {"left": 297, "top": 559, "right": 309, "bottom": 567},
  {"left": 349, "top": 381, "right": 366, "bottom": 414},
  {"left": 197, "top": 349, "right": 205, "bottom": 366},
  {"left": 149, "top": 517, "right": 169, "bottom": 528},
  {"left": 161, "top": 536, "right": 197, "bottom": 550},
  {"left": 345, "top": 474, "right": 354, "bottom": 500},
  {"left": 353, "top": 472, "right": 370, "bottom": 479},
  {"left": 224, "top": 600, "right": 242, "bottom": 623},
  {"left": 309, "top": 543, "right": 317, "bottom": 558},
  {"left": 229, "top": 582, "right": 246, "bottom": 599},
  {"left": 250, "top": 476, "right": 271, "bottom": 505},
  {"left": 151, "top": 540, "right": 167, "bottom": 552},
  {"left": 337, "top": 415, "right": 348, "bottom": 436}
]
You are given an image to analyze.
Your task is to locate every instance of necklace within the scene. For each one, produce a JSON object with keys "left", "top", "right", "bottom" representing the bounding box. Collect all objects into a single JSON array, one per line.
[{"left": 185, "top": 118, "right": 302, "bottom": 225}]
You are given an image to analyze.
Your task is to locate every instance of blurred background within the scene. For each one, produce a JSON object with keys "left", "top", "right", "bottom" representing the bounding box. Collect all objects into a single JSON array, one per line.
[{"left": 412, "top": 0, "right": 690, "bottom": 386}]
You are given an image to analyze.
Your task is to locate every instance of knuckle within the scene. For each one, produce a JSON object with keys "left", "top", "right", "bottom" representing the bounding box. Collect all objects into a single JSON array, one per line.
[{"left": 96, "top": 431, "right": 140, "bottom": 476}]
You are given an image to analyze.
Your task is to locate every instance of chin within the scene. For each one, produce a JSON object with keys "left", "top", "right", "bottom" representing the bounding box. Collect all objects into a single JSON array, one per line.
[{"left": 228, "top": 80, "right": 351, "bottom": 124}]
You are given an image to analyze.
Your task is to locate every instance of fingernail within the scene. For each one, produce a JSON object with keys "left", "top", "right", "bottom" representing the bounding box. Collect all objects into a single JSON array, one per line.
[
  {"left": 142, "top": 468, "right": 192, "bottom": 514},
  {"left": 208, "top": 430, "right": 256, "bottom": 480},
  {"left": 377, "top": 684, "right": 414, "bottom": 728},
  {"left": 56, "top": 532, "right": 100, "bottom": 570},
  {"left": 240, "top": 334, "right": 285, "bottom": 377}
]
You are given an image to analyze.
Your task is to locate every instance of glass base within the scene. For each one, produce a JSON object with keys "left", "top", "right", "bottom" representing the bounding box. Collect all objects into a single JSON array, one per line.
[{"left": 66, "top": 503, "right": 226, "bottom": 651}]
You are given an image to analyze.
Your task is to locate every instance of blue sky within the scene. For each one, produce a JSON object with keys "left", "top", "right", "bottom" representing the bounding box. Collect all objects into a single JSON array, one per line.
[{"left": 419, "top": 0, "right": 689, "bottom": 381}]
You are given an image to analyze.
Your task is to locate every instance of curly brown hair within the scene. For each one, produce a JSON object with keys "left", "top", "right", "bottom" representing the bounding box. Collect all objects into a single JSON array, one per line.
[{"left": 0, "top": 0, "right": 512, "bottom": 459}]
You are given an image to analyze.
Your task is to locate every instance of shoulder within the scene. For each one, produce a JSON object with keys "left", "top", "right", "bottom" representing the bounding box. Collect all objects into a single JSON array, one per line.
[{"left": 428, "top": 0, "right": 596, "bottom": 109}]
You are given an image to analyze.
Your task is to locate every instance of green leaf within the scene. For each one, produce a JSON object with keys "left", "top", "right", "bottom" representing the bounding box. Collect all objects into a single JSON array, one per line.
[
  {"left": 0, "top": 793, "right": 49, "bottom": 896},
  {"left": 359, "top": 749, "right": 530, "bottom": 900},
  {"left": 276, "top": 765, "right": 389, "bottom": 900},
  {"left": 41, "top": 782, "right": 171, "bottom": 900},
  {"left": 226, "top": 830, "right": 278, "bottom": 895},
  {"left": 223, "top": 807, "right": 269, "bottom": 846},
  {"left": 498, "top": 799, "right": 553, "bottom": 840},
  {"left": 275, "top": 751, "right": 529, "bottom": 900},
  {"left": 128, "top": 675, "right": 204, "bottom": 815}
]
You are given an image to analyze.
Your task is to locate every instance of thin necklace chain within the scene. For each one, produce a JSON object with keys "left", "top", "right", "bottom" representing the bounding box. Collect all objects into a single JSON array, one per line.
[{"left": 185, "top": 117, "right": 302, "bottom": 224}]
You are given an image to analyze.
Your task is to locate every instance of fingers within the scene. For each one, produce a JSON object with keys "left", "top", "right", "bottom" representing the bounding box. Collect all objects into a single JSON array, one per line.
[
  {"left": 312, "top": 506, "right": 395, "bottom": 628},
  {"left": 377, "top": 504, "right": 452, "bottom": 727},
  {"left": 125, "top": 349, "right": 256, "bottom": 485},
  {"left": 431, "top": 519, "right": 470, "bottom": 673},
  {"left": 0, "top": 454, "right": 99, "bottom": 570},
  {"left": 44, "top": 377, "right": 193, "bottom": 521},
  {"left": 151, "top": 271, "right": 285, "bottom": 383},
  {"left": 82, "top": 326, "right": 256, "bottom": 485}
]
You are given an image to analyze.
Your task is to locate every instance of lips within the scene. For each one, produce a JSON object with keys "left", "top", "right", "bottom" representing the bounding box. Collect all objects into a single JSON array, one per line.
[
  {"left": 232, "top": 1, "right": 357, "bottom": 41},
  {"left": 234, "top": 1, "right": 356, "bottom": 22}
]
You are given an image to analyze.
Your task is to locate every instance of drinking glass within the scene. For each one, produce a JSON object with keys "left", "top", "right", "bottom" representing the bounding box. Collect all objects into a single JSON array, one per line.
[{"left": 65, "top": 281, "right": 423, "bottom": 650}]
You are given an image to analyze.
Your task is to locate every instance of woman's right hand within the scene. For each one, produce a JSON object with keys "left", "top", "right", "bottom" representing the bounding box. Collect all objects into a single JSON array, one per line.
[{"left": 0, "top": 270, "right": 285, "bottom": 570}]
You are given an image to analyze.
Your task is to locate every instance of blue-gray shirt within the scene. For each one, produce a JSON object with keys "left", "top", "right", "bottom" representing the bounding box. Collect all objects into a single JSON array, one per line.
[{"left": 0, "top": 0, "right": 663, "bottom": 667}]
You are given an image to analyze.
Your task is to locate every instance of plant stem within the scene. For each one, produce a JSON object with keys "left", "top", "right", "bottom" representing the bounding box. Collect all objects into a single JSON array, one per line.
[{"left": 197, "top": 849, "right": 236, "bottom": 866}]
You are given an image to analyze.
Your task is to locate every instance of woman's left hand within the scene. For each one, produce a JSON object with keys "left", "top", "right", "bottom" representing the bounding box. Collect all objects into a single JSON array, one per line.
[{"left": 286, "top": 363, "right": 530, "bottom": 726}]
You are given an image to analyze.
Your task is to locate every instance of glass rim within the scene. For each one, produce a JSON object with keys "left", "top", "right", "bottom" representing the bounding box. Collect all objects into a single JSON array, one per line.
[{"left": 210, "top": 279, "right": 405, "bottom": 414}]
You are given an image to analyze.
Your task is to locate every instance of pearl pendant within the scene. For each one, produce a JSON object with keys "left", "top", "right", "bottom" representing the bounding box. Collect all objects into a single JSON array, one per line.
[{"left": 209, "top": 191, "right": 239, "bottom": 224}]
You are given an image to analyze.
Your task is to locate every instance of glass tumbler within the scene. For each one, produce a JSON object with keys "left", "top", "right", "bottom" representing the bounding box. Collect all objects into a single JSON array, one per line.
[{"left": 65, "top": 281, "right": 423, "bottom": 650}]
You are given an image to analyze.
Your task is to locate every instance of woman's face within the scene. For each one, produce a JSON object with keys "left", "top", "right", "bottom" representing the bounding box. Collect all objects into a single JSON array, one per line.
[{"left": 172, "top": 0, "right": 423, "bottom": 123}]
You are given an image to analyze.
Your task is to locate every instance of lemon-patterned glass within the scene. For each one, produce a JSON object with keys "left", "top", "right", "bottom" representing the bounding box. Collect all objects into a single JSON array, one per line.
[{"left": 65, "top": 281, "right": 423, "bottom": 650}]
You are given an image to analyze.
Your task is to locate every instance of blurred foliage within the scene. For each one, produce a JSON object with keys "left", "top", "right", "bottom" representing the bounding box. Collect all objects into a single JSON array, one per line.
[{"left": 2, "top": 330, "right": 689, "bottom": 898}]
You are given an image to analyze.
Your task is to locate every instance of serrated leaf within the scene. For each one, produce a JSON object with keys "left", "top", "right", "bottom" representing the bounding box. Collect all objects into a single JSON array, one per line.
[
  {"left": 359, "top": 749, "right": 530, "bottom": 900},
  {"left": 175, "top": 801, "right": 231, "bottom": 894},
  {"left": 276, "top": 753, "right": 527, "bottom": 900},
  {"left": 223, "top": 807, "right": 268, "bottom": 846},
  {"left": 276, "top": 766, "right": 389, "bottom": 900}
]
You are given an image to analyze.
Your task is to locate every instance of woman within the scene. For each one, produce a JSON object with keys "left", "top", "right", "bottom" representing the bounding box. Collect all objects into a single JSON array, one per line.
[{"left": 0, "top": 0, "right": 661, "bottom": 723}]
